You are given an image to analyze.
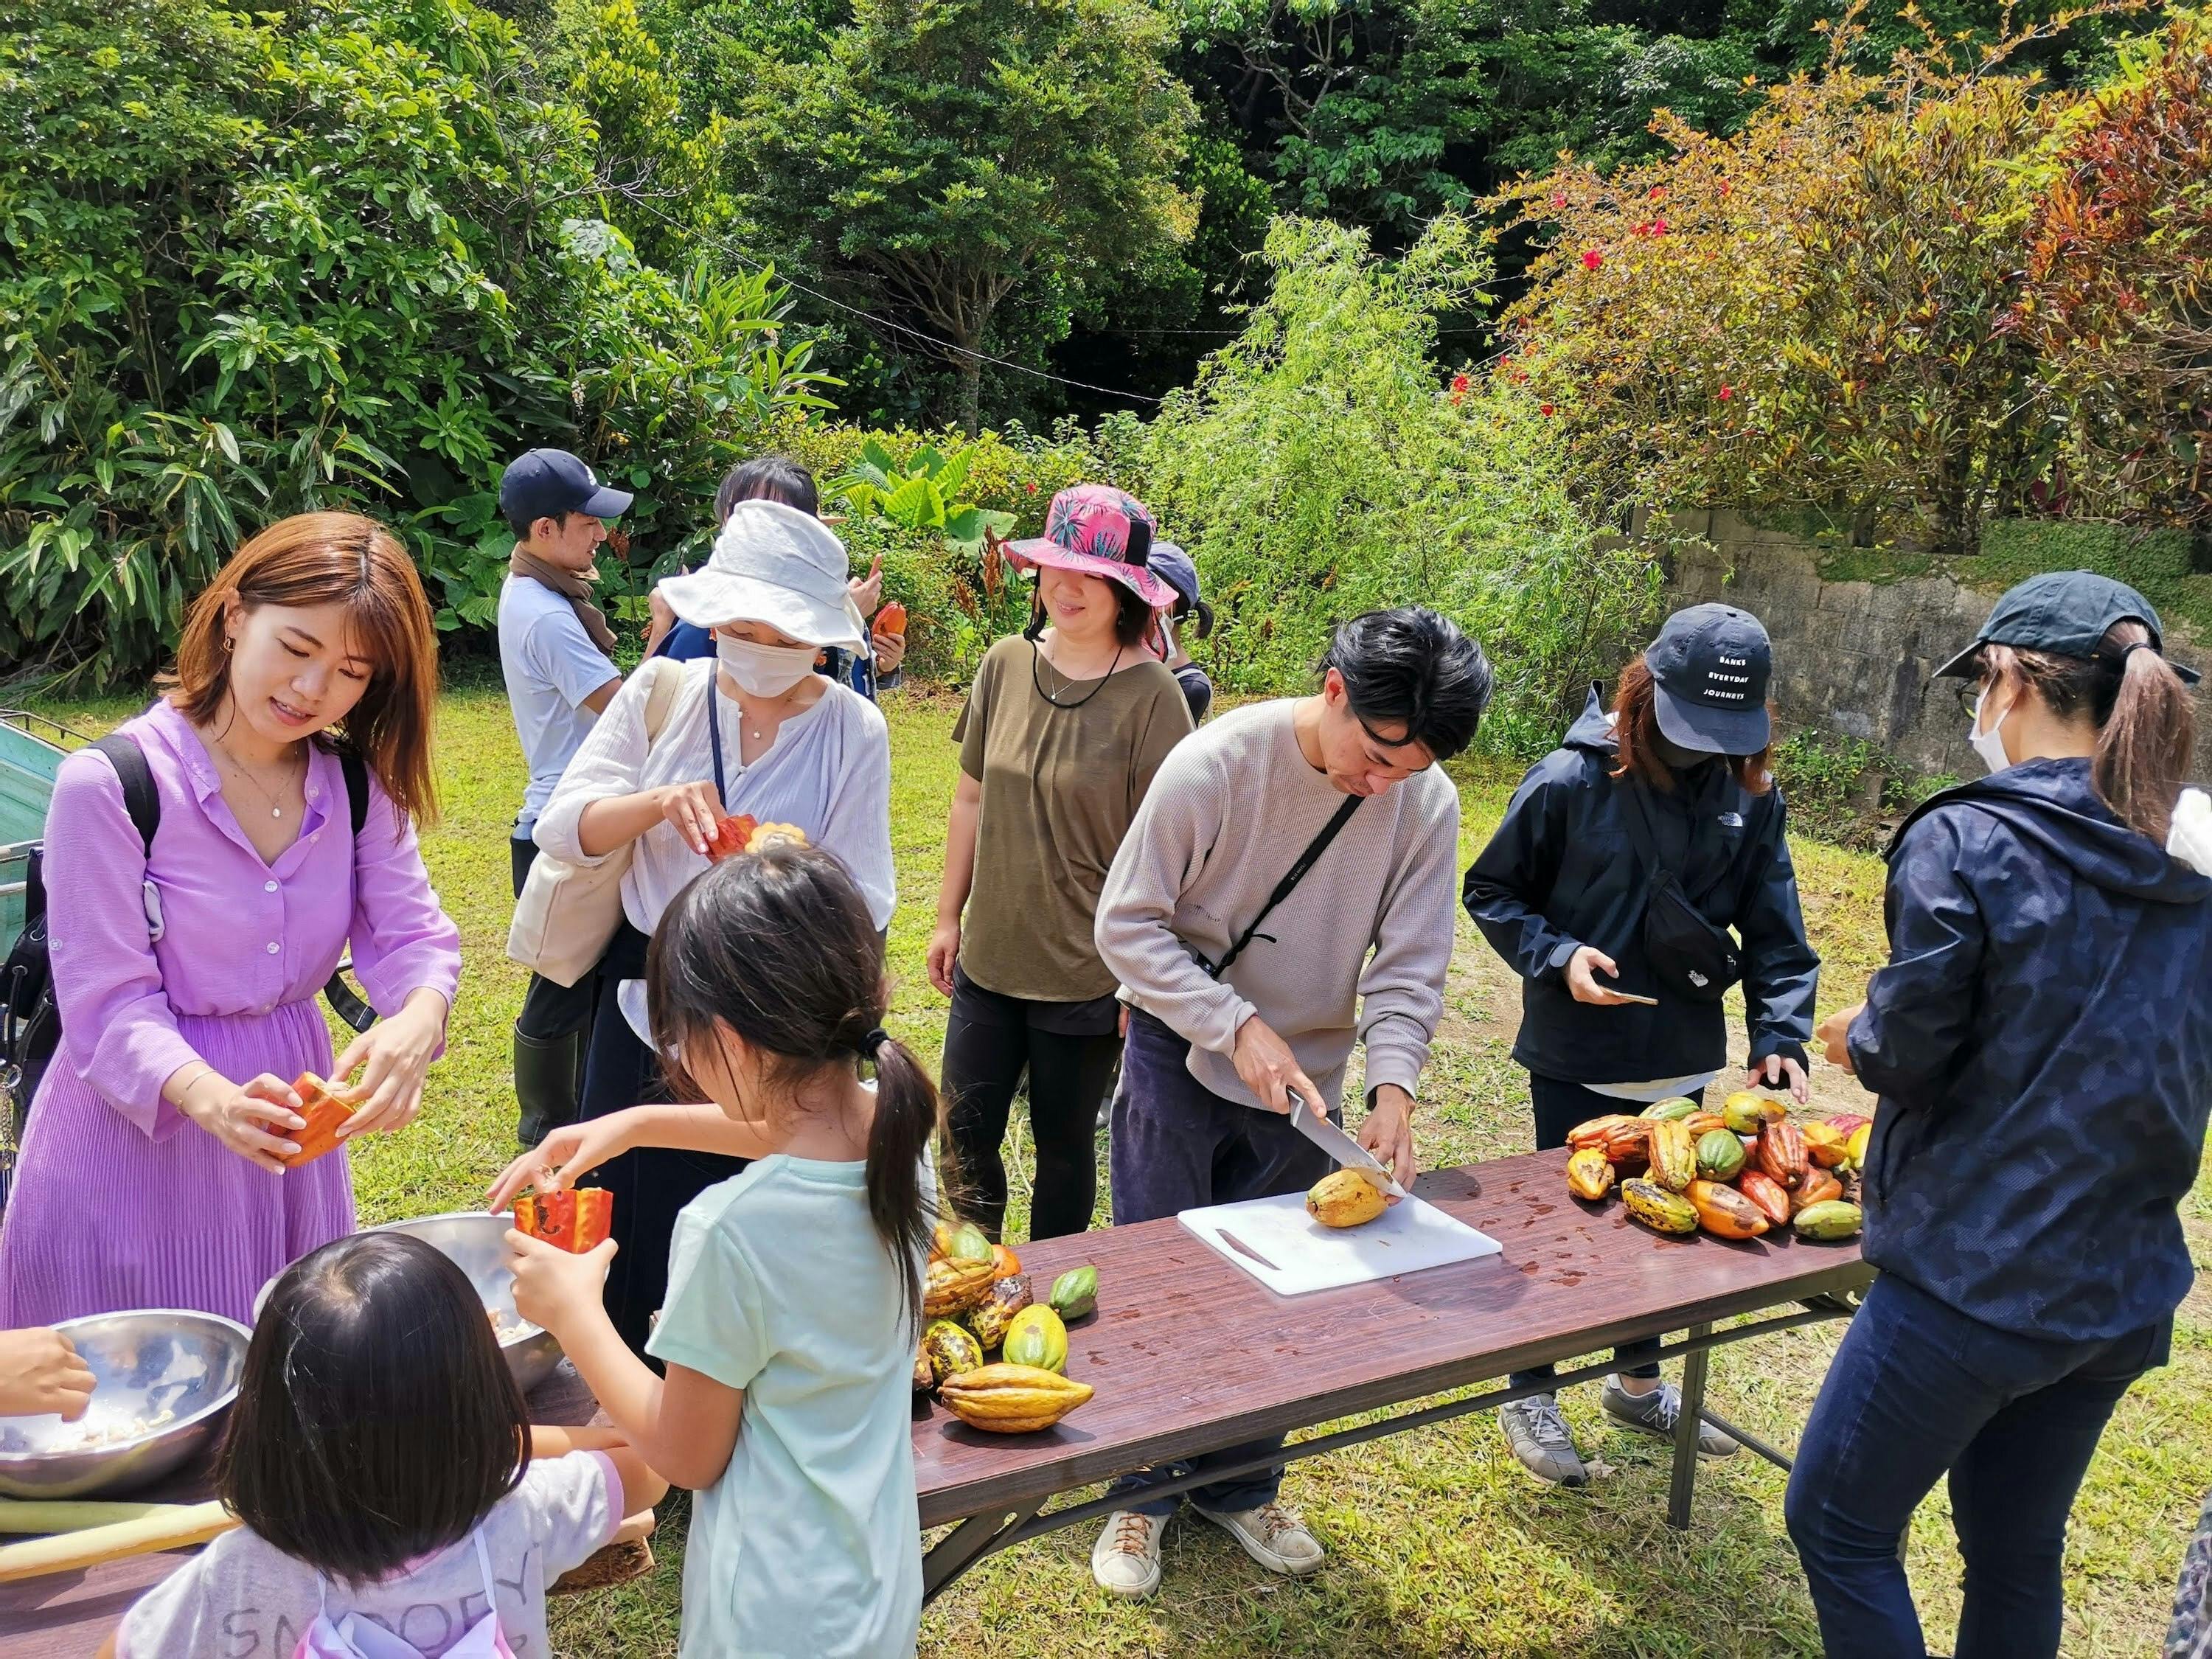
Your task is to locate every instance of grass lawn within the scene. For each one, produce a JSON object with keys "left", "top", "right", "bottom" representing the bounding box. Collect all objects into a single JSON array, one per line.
[{"left": 32, "top": 681, "right": 2209, "bottom": 1656}]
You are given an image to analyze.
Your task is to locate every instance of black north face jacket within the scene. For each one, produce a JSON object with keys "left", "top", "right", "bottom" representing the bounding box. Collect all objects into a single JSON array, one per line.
[
  {"left": 1850, "top": 760, "right": 2212, "bottom": 1341},
  {"left": 1463, "top": 687, "right": 1819, "bottom": 1085}
]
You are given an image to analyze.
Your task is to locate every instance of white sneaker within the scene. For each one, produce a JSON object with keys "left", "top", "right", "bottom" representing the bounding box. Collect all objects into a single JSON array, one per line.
[
  {"left": 1198, "top": 1500, "right": 1326, "bottom": 1576},
  {"left": 1090, "top": 1509, "right": 1166, "bottom": 1599}
]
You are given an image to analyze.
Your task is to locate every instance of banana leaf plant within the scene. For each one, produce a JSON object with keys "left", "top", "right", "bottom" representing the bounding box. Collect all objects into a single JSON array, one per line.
[{"left": 827, "top": 437, "right": 1015, "bottom": 554}]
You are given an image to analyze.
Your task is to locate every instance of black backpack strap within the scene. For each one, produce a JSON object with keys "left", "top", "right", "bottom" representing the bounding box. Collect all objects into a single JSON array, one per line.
[
  {"left": 338, "top": 748, "right": 368, "bottom": 838},
  {"left": 89, "top": 734, "right": 161, "bottom": 858},
  {"left": 322, "top": 744, "right": 378, "bottom": 1035},
  {"left": 1206, "top": 794, "right": 1363, "bottom": 980}
]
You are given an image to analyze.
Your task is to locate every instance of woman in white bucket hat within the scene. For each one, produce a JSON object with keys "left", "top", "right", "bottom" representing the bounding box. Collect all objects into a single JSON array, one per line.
[{"left": 529, "top": 498, "right": 896, "bottom": 1355}]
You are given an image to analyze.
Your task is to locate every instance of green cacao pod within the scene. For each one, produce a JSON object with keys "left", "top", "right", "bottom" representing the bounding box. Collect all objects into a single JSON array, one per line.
[
  {"left": 1048, "top": 1265, "right": 1098, "bottom": 1321},
  {"left": 1621, "top": 1178, "right": 1700, "bottom": 1236},
  {"left": 1791, "top": 1200, "right": 1863, "bottom": 1241},
  {"left": 1639, "top": 1096, "right": 1702, "bottom": 1122},
  {"left": 1646, "top": 1118, "right": 1697, "bottom": 1192},
  {"left": 922, "top": 1318, "right": 985, "bottom": 1385},
  {"left": 1001, "top": 1305, "right": 1069, "bottom": 1374},
  {"left": 1695, "top": 1127, "right": 1746, "bottom": 1181}
]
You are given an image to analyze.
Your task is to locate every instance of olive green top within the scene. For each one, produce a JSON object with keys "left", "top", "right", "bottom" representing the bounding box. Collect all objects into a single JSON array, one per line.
[{"left": 953, "top": 634, "right": 1194, "bottom": 1002}]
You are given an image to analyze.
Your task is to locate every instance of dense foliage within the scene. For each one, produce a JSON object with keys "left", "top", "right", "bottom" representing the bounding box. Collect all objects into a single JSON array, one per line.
[
  {"left": 0, "top": 0, "right": 828, "bottom": 680},
  {"left": 1496, "top": 5, "right": 2208, "bottom": 550},
  {"left": 1141, "top": 215, "right": 1666, "bottom": 754}
]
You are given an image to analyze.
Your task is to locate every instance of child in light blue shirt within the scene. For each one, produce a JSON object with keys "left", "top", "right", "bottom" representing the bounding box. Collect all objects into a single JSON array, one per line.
[{"left": 504, "top": 844, "right": 933, "bottom": 1658}]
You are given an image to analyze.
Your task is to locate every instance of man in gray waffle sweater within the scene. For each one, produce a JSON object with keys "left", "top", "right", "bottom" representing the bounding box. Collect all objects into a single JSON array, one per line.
[{"left": 1088, "top": 606, "right": 1494, "bottom": 1601}]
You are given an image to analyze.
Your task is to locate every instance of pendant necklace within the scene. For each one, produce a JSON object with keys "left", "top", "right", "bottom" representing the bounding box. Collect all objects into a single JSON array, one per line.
[{"left": 214, "top": 740, "right": 302, "bottom": 819}]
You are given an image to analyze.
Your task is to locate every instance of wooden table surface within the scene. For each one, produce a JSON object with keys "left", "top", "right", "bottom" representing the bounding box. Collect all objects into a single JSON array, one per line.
[
  {"left": 911, "top": 1148, "right": 1866, "bottom": 1528},
  {"left": 0, "top": 1147, "right": 1865, "bottom": 1654}
]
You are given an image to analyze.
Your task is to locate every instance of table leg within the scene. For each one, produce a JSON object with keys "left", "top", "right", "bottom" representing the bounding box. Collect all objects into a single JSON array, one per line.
[
  {"left": 921, "top": 1500, "right": 1043, "bottom": 1604},
  {"left": 1667, "top": 1321, "right": 1711, "bottom": 1530}
]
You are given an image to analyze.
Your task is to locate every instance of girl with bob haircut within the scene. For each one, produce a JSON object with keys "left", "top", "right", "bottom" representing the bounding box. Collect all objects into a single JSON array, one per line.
[
  {"left": 1798, "top": 571, "right": 2211, "bottom": 1659},
  {"left": 0, "top": 512, "right": 463, "bottom": 1330},
  {"left": 495, "top": 844, "right": 936, "bottom": 1658},
  {"left": 100, "top": 1231, "right": 664, "bottom": 1658},
  {"left": 1465, "top": 602, "right": 1820, "bottom": 1488}
]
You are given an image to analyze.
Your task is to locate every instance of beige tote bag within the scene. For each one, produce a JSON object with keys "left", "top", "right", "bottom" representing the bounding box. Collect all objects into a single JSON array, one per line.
[{"left": 506, "top": 656, "right": 685, "bottom": 987}]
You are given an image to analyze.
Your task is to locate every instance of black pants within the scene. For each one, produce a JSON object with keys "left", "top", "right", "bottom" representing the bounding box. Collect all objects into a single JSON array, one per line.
[
  {"left": 510, "top": 838, "right": 597, "bottom": 1041},
  {"left": 1509, "top": 1074, "right": 1700, "bottom": 1388},
  {"left": 939, "top": 967, "right": 1119, "bottom": 1241},
  {"left": 573, "top": 920, "right": 746, "bottom": 1360}
]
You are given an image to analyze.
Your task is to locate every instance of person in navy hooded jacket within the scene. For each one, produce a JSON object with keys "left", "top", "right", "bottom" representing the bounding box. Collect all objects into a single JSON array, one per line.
[
  {"left": 1465, "top": 604, "right": 1820, "bottom": 1485},
  {"left": 1798, "top": 571, "right": 2212, "bottom": 1659}
]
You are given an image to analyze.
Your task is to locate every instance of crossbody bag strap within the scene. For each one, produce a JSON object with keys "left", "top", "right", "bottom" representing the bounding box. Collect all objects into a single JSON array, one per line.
[
  {"left": 324, "top": 744, "right": 380, "bottom": 1037},
  {"left": 90, "top": 734, "right": 161, "bottom": 856},
  {"left": 1206, "top": 794, "right": 1362, "bottom": 981},
  {"left": 1613, "top": 774, "right": 1672, "bottom": 885}
]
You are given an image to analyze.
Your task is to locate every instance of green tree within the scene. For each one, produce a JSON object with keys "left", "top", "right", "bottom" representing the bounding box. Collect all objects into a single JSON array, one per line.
[
  {"left": 732, "top": 0, "right": 1200, "bottom": 433},
  {"left": 1141, "top": 215, "right": 1663, "bottom": 751}
]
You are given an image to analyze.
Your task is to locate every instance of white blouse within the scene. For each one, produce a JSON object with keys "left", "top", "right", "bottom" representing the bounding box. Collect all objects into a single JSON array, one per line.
[{"left": 534, "top": 658, "right": 897, "bottom": 936}]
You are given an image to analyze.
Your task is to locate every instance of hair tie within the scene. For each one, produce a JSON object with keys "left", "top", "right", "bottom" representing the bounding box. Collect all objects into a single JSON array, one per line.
[
  {"left": 2118, "top": 641, "right": 2157, "bottom": 664},
  {"left": 859, "top": 1027, "right": 891, "bottom": 1059}
]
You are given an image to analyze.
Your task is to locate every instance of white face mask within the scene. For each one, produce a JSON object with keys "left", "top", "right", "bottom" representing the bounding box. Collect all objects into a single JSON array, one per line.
[
  {"left": 1968, "top": 685, "right": 2014, "bottom": 775},
  {"left": 717, "top": 633, "right": 818, "bottom": 697}
]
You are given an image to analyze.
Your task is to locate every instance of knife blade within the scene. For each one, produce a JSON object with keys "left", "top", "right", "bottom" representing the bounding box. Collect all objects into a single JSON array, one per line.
[
  {"left": 1287, "top": 1093, "right": 1409, "bottom": 1199},
  {"left": 1215, "top": 1228, "right": 1281, "bottom": 1272}
]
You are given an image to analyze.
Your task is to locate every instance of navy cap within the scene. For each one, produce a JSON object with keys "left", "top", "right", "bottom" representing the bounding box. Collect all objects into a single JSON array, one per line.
[
  {"left": 1149, "top": 542, "right": 1201, "bottom": 616},
  {"left": 498, "top": 448, "right": 633, "bottom": 527},
  {"left": 1934, "top": 569, "right": 2200, "bottom": 686},
  {"left": 1645, "top": 602, "right": 1774, "bottom": 754}
]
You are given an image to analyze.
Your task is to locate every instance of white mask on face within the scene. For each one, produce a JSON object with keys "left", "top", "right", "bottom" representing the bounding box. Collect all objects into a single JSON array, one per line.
[
  {"left": 717, "top": 633, "right": 818, "bottom": 697},
  {"left": 1968, "top": 685, "right": 2014, "bottom": 775}
]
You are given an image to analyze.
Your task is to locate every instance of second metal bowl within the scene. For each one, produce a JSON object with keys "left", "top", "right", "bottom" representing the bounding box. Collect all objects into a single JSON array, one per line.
[{"left": 0, "top": 1309, "right": 251, "bottom": 1499}]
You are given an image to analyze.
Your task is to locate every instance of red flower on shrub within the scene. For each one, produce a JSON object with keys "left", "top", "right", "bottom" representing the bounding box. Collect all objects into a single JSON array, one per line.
[
  {"left": 1582, "top": 248, "right": 1604, "bottom": 271},
  {"left": 1540, "top": 402, "right": 1556, "bottom": 416},
  {"left": 1026, "top": 481, "right": 1038, "bottom": 494},
  {"left": 1551, "top": 193, "right": 1568, "bottom": 209},
  {"left": 1448, "top": 372, "right": 1471, "bottom": 405},
  {"left": 1719, "top": 384, "right": 1734, "bottom": 400}
]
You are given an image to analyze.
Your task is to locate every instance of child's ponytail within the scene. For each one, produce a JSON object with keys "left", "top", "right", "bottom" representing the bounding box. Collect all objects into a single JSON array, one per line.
[{"left": 860, "top": 1031, "right": 939, "bottom": 1334}]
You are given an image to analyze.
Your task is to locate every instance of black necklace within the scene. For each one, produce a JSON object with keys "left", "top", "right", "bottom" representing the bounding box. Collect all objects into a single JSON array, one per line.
[{"left": 1031, "top": 637, "right": 1122, "bottom": 709}]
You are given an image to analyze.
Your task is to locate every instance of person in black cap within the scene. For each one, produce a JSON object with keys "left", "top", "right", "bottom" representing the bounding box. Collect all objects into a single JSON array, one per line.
[
  {"left": 1790, "top": 571, "right": 2210, "bottom": 1659},
  {"left": 1146, "top": 542, "right": 1215, "bottom": 725},
  {"left": 1464, "top": 602, "right": 1820, "bottom": 1486},
  {"left": 496, "top": 448, "right": 634, "bottom": 1147}
]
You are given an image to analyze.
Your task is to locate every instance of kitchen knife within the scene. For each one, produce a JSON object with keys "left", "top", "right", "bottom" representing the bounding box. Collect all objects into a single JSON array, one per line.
[
  {"left": 1287, "top": 1093, "right": 1409, "bottom": 1199},
  {"left": 1215, "top": 1228, "right": 1282, "bottom": 1272}
]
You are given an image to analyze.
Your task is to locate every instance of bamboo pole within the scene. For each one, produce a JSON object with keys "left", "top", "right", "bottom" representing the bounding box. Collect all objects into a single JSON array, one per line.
[{"left": 0, "top": 1501, "right": 234, "bottom": 1583}]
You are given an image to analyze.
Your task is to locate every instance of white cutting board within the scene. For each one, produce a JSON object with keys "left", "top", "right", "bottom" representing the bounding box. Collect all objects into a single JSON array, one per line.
[{"left": 1178, "top": 1190, "right": 1503, "bottom": 1296}]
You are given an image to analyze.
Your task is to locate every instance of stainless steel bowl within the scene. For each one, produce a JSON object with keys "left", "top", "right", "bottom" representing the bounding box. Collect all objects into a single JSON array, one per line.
[
  {"left": 0, "top": 1310, "right": 250, "bottom": 1499},
  {"left": 361, "top": 1210, "right": 566, "bottom": 1393}
]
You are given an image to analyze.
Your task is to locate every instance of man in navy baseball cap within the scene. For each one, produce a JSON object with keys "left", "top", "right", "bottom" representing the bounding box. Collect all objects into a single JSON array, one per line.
[
  {"left": 497, "top": 447, "right": 633, "bottom": 1149},
  {"left": 498, "top": 447, "right": 634, "bottom": 532},
  {"left": 1645, "top": 602, "right": 1775, "bottom": 754}
]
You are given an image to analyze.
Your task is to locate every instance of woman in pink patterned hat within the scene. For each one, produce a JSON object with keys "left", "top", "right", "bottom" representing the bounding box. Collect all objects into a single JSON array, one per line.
[{"left": 926, "top": 486, "right": 1194, "bottom": 1242}]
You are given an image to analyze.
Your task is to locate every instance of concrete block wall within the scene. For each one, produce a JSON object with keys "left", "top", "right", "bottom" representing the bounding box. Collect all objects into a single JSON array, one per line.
[{"left": 1663, "top": 509, "right": 2212, "bottom": 783}]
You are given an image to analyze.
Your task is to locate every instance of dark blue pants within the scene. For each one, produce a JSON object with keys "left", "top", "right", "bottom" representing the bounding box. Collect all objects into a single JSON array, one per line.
[
  {"left": 1106, "top": 1009, "right": 1332, "bottom": 1517},
  {"left": 1786, "top": 1273, "right": 2168, "bottom": 1659}
]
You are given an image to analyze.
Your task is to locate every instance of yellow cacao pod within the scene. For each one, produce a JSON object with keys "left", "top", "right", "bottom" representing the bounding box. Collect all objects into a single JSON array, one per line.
[
  {"left": 1646, "top": 1118, "right": 1697, "bottom": 1192},
  {"left": 1800, "top": 1120, "right": 1850, "bottom": 1168},
  {"left": 923, "top": 1255, "right": 997, "bottom": 1318},
  {"left": 1306, "top": 1169, "right": 1387, "bottom": 1228},
  {"left": 1565, "top": 1146, "right": 1615, "bottom": 1202},
  {"left": 1621, "top": 1178, "right": 1700, "bottom": 1236},
  {"left": 938, "top": 1363, "right": 1094, "bottom": 1433}
]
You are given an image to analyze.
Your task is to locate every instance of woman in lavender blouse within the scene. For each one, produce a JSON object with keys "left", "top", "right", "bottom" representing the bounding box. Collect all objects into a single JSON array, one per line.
[{"left": 0, "top": 513, "right": 462, "bottom": 1329}]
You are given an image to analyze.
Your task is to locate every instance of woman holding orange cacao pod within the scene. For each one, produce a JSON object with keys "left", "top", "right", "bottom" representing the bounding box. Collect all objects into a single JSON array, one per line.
[
  {"left": 0, "top": 514, "right": 461, "bottom": 1329},
  {"left": 1464, "top": 604, "right": 1819, "bottom": 1487},
  {"left": 1801, "top": 572, "right": 2212, "bottom": 1659}
]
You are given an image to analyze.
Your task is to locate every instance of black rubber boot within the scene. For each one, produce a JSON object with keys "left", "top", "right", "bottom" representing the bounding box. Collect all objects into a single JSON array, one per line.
[{"left": 512, "top": 1022, "right": 586, "bottom": 1149}]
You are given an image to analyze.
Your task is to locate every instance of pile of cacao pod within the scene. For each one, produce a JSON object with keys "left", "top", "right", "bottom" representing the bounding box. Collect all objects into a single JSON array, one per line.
[
  {"left": 1563, "top": 1093, "right": 1867, "bottom": 1245},
  {"left": 914, "top": 1218, "right": 1099, "bottom": 1433}
]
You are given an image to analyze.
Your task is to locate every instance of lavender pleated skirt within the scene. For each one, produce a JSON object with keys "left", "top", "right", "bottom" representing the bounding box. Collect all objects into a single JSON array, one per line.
[{"left": 0, "top": 1001, "right": 353, "bottom": 1328}]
